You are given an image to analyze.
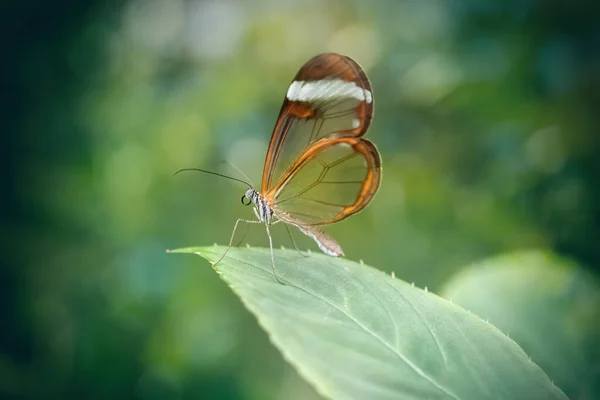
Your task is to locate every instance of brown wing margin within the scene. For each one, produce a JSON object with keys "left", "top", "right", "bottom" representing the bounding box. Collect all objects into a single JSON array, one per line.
[
  {"left": 261, "top": 53, "right": 374, "bottom": 193},
  {"left": 266, "top": 137, "right": 382, "bottom": 226}
]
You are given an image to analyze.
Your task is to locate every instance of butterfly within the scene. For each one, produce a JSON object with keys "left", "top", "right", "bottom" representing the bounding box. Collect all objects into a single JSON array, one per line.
[{"left": 183, "top": 53, "right": 381, "bottom": 284}]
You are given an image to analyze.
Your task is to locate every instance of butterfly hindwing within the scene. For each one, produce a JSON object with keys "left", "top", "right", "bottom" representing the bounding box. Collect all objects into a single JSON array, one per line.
[{"left": 271, "top": 137, "right": 381, "bottom": 226}]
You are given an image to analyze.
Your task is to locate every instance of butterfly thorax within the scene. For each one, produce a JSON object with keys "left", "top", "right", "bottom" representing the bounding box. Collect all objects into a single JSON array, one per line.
[{"left": 244, "top": 188, "right": 274, "bottom": 224}]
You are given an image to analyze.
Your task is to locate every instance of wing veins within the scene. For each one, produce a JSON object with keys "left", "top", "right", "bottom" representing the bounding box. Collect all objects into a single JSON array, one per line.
[
  {"left": 291, "top": 164, "right": 328, "bottom": 198},
  {"left": 275, "top": 177, "right": 322, "bottom": 205},
  {"left": 308, "top": 118, "right": 325, "bottom": 147},
  {"left": 322, "top": 109, "right": 357, "bottom": 119},
  {"left": 275, "top": 160, "right": 330, "bottom": 205},
  {"left": 320, "top": 180, "right": 364, "bottom": 184},
  {"left": 327, "top": 151, "right": 360, "bottom": 169},
  {"left": 301, "top": 197, "right": 349, "bottom": 208},
  {"left": 280, "top": 210, "right": 321, "bottom": 220},
  {"left": 320, "top": 97, "right": 351, "bottom": 116},
  {"left": 275, "top": 149, "right": 363, "bottom": 206}
]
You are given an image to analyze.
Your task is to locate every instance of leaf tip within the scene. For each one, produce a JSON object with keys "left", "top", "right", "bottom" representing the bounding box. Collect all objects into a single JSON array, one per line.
[{"left": 166, "top": 247, "right": 202, "bottom": 255}]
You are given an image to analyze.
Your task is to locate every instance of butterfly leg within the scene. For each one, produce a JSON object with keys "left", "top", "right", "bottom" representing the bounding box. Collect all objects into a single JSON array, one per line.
[
  {"left": 234, "top": 221, "right": 250, "bottom": 247},
  {"left": 265, "top": 223, "right": 285, "bottom": 285},
  {"left": 283, "top": 222, "right": 310, "bottom": 258},
  {"left": 214, "top": 218, "right": 261, "bottom": 267},
  {"left": 268, "top": 219, "right": 308, "bottom": 256}
]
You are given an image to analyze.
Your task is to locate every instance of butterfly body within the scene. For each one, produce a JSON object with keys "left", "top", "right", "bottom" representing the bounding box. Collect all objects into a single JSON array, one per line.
[
  {"left": 243, "top": 186, "right": 346, "bottom": 258},
  {"left": 244, "top": 188, "right": 274, "bottom": 225}
]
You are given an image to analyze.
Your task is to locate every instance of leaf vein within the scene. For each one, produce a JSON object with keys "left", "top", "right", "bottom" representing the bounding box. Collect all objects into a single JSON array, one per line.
[
  {"left": 383, "top": 279, "right": 450, "bottom": 368},
  {"left": 219, "top": 254, "right": 461, "bottom": 400}
]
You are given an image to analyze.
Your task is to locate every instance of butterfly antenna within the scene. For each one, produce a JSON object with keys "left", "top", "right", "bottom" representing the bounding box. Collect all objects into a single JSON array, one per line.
[
  {"left": 173, "top": 168, "right": 252, "bottom": 188},
  {"left": 220, "top": 160, "right": 255, "bottom": 187}
]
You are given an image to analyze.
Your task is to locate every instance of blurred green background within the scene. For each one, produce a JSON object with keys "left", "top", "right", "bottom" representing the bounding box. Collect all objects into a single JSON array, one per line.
[{"left": 2, "top": 0, "right": 599, "bottom": 399}]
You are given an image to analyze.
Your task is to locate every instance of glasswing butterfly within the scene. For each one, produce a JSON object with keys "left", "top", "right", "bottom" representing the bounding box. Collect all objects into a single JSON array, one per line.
[{"left": 181, "top": 53, "right": 381, "bottom": 284}]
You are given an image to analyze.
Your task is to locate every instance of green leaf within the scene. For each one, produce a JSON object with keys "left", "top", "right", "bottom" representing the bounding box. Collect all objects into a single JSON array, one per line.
[
  {"left": 170, "top": 246, "right": 567, "bottom": 400},
  {"left": 441, "top": 250, "right": 600, "bottom": 400}
]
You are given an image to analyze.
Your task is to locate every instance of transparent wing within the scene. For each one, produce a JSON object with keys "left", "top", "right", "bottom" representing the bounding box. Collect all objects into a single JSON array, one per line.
[
  {"left": 268, "top": 137, "right": 381, "bottom": 226},
  {"left": 261, "top": 53, "right": 373, "bottom": 193}
]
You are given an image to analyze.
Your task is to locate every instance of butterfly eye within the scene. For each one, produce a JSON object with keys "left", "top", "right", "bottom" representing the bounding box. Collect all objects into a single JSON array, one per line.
[{"left": 241, "top": 195, "right": 252, "bottom": 206}]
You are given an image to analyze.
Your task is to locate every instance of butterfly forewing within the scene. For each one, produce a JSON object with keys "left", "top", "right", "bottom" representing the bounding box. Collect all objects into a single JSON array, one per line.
[
  {"left": 269, "top": 137, "right": 381, "bottom": 226},
  {"left": 261, "top": 53, "right": 374, "bottom": 194}
]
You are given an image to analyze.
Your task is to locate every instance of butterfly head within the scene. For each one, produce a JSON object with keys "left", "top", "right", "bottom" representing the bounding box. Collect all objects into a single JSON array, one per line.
[{"left": 241, "top": 188, "right": 258, "bottom": 206}]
